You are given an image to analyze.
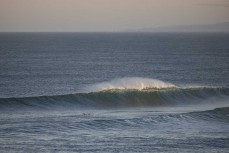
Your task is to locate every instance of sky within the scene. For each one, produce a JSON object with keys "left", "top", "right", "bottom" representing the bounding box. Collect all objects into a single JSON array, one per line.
[{"left": 0, "top": 0, "right": 229, "bottom": 32}]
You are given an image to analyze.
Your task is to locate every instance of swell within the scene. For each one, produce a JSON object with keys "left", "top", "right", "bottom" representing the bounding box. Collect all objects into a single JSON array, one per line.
[
  {"left": 92, "top": 107, "right": 229, "bottom": 130},
  {"left": 0, "top": 87, "right": 229, "bottom": 110},
  {"left": 81, "top": 107, "right": 229, "bottom": 130}
]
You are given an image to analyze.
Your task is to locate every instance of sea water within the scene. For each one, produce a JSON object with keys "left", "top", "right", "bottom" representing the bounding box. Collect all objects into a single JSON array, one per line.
[{"left": 0, "top": 33, "right": 229, "bottom": 152}]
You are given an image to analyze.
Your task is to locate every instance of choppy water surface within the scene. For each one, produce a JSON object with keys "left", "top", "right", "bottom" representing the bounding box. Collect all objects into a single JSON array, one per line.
[
  {"left": 0, "top": 107, "right": 229, "bottom": 153},
  {"left": 0, "top": 33, "right": 229, "bottom": 152}
]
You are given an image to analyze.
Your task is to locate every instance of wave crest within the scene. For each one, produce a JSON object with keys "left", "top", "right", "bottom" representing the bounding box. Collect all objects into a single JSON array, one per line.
[{"left": 86, "top": 77, "right": 176, "bottom": 92}]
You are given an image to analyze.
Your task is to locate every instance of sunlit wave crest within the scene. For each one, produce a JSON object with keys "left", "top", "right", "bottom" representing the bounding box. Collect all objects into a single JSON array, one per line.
[{"left": 86, "top": 77, "right": 176, "bottom": 92}]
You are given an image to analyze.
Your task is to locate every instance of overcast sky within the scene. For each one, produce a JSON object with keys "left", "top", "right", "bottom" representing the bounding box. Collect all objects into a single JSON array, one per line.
[{"left": 0, "top": 0, "right": 229, "bottom": 32}]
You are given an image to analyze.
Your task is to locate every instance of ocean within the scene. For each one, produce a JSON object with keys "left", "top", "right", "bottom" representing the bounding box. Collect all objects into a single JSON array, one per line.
[{"left": 0, "top": 33, "right": 229, "bottom": 152}]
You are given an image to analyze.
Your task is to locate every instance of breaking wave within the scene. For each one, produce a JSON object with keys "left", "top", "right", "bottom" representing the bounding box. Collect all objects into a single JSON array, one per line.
[
  {"left": 0, "top": 88, "right": 228, "bottom": 110},
  {"left": 0, "top": 78, "right": 228, "bottom": 111}
]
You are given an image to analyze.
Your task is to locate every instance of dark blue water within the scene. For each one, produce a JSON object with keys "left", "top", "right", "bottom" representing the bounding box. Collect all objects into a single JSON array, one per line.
[
  {"left": 0, "top": 33, "right": 229, "bottom": 97},
  {"left": 0, "top": 33, "right": 229, "bottom": 152}
]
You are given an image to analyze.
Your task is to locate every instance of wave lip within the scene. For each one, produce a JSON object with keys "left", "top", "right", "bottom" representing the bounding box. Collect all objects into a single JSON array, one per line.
[{"left": 86, "top": 77, "right": 176, "bottom": 92}]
